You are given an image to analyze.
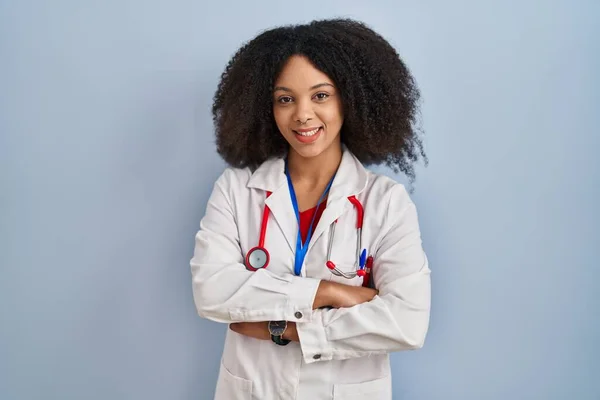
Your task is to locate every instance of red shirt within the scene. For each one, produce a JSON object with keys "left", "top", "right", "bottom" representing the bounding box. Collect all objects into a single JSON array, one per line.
[{"left": 299, "top": 201, "right": 326, "bottom": 243}]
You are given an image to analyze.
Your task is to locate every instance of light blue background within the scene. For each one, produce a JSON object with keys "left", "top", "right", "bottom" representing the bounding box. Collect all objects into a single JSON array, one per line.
[{"left": 1, "top": 1, "right": 598, "bottom": 399}]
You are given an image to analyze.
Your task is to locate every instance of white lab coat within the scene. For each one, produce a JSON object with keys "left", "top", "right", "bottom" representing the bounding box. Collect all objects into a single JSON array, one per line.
[{"left": 190, "top": 148, "right": 431, "bottom": 400}]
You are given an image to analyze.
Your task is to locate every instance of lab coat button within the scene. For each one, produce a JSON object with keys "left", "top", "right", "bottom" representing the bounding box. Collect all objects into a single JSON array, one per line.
[
  {"left": 313, "top": 354, "right": 321, "bottom": 360},
  {"left": 294, "top": 311, "right": 303, "bottom": 319}
]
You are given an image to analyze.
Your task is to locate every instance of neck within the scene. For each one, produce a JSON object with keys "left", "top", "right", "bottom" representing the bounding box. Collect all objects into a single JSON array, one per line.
[{"left": 287, "top": 144, "right": 343, "bottom": 188}]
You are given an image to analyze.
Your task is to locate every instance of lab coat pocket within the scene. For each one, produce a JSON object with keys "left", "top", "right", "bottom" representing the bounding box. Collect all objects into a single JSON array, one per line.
[
  {"left": 214, "top": 361, "right": 253, "bottom": 400},
  {"left": 333, "top": 375, "right": 391, "bottom": 399}
]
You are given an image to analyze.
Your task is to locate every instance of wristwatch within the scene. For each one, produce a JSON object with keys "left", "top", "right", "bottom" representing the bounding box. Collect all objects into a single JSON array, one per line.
[{"left": 268, "top": 320, "right": 290, "bottom": 346}]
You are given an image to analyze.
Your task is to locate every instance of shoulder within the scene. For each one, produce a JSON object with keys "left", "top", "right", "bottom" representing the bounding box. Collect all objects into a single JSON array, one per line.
[
  {"left": 364, "top": 169, "right": 414, "bottom": 213},
  {"left": 210, "top": 165, "right": 253, "bottom": 200},
  {"left": 215, "top": 166, "right": 252, "bottom": 185},
  {"left": 211, "top": 155, "right": 286, "bottom": 200}
]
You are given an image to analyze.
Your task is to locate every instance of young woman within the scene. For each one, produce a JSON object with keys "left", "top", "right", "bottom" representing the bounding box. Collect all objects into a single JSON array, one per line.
[{"left": 191, "top": 18, "right": 431, "bottom": 400}]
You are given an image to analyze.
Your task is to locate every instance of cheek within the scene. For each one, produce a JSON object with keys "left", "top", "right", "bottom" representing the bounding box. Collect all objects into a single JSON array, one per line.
[
  {"left": 321, "top": 107, "right": 343, "bottom": 128},
  {"left": 319, "top": 100, "right": 343, "bottom": 126},
  {"left": 273, "top": 108, "right": 291, "bottom": 132}
]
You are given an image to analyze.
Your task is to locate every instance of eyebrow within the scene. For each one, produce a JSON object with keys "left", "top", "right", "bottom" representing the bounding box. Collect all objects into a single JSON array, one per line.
[{"left": 273, "top": 82, "right": 335, "bottom": 92}]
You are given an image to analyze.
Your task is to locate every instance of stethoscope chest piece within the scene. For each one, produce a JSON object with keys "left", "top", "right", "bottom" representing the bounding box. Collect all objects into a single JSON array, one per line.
[{"left": 245, "top": 246, "right": 269, "bottom": 271}]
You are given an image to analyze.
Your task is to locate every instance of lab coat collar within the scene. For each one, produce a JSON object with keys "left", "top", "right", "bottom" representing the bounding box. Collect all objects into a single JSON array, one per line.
[
  {"left": 246, "top": 147, "right": 369, "bottom": 263},
  {"left": 246, "top": 146, "right": 368, "bottom": 196}
]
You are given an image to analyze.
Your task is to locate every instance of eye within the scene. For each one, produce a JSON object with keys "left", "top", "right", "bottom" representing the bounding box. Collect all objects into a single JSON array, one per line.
[
  {"left": 277, "top": 96, "right": 293, "bottom": 104},
  {"left": 313, "top": 92, "right": 330, "bottom": 101}
]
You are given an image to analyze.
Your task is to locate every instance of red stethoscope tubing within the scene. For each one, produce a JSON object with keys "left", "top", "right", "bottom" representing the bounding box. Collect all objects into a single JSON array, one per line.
[
  {"left": 258, "top": 191, "right": 272, "bottom": 247},
  {"left": 347, "top": 195, "right": 364, "bottom": 229},
  {"left": 325, "top": 195, "right": 368, "bottom": 281},
  {"left": 244, "top": 191, "right": 272, "bottom": 271},
  {"left": 246, "top": 192, "right": 372, "bottom": 285}
]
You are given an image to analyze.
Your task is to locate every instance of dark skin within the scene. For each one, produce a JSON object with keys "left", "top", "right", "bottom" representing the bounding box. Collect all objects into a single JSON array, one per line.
[{"left": 230, "top": 280, "right": 378, "bottom": 341}]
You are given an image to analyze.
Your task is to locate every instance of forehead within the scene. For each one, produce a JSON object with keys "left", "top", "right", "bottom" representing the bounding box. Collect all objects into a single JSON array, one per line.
[{"left": 274, "top": 55, "right": 333, "bottom": 89}]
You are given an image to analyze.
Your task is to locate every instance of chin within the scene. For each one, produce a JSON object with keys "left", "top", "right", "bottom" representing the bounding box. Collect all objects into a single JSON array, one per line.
[{"left": 290, "top": 143, "right": 328, "bottom": 159}]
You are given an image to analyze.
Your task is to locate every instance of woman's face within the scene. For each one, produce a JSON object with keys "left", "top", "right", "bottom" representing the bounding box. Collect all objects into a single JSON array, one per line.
[{"left": 272, "top": 55, "right": 344, "bottom": 160}]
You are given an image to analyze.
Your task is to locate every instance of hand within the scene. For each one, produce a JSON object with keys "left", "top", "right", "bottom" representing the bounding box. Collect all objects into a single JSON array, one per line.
[
  {"left": 314, "top": 281, "right": 378, "bottom": 309},
  {"left": 229, "top": 322, "right": 299, "bottom": 342}
]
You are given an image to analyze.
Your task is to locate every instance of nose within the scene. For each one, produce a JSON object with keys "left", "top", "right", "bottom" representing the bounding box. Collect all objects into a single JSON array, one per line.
[{"left": 293, "top": 98, "right": 314, "bottom": 124}]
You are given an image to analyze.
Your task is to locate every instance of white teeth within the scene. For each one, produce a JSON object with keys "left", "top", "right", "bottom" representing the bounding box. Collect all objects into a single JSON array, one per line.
[{"left": 297, "top": 128, "right": 320, "bottom": 137}]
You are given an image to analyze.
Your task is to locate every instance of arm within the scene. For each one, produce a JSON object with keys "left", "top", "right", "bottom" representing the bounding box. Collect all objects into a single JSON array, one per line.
[
  {"left": 294, "top": 184, "right": 431, "bottom": 363},
  {"left": 191, "top": 169, "right": 332, "bottom": 324},
  {"left": 229, "top": 283, "right": 379, "bottom": 339}
]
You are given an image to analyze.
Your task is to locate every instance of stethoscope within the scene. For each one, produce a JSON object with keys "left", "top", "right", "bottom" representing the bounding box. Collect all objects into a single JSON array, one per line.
[{"left": 245, "top": 166, "right": 369, "bottom": 279}]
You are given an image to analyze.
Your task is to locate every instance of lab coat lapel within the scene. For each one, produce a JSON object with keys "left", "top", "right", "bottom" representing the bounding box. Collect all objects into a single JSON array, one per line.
[
  {"left": 247, "top": 157, "right": 297, "bottom": 253},
  {"left": 307, "top": 149, "right": 368, "bottom": 253},
  {"left": 264, "top": 186, "right": 297, "bottom": 254}
]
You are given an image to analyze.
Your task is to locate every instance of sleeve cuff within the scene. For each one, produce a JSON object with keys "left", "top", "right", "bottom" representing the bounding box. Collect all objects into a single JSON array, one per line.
[
  {"left": 296, "top": 310, "right": 332, "bottom": 364},
  {"left": 285, "top": 276, "right": 321, "bottom": 323}
]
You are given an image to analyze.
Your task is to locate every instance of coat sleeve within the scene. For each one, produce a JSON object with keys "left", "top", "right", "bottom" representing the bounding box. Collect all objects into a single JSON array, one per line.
[
  {"left": 295, "top": 184, "right": 431, "bottom": 364},
  {"left": 190, "top": 169, "right": 322, "bottom": 324}
]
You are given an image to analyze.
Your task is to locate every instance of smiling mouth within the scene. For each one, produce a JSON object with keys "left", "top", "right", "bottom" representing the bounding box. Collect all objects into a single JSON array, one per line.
[{"left": 293, "top": 127, "right": 322, "bottom": 137}]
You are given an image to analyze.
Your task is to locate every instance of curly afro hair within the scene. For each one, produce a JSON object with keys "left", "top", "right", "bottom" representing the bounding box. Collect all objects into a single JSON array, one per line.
[{"left": 212, "top": 18, "right": 427, "bottom": 182}]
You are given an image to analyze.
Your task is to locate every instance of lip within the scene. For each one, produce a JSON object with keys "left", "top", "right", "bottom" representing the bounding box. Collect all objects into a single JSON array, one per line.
[
  {"left": 294, "top": 126, "right": 322, "bottom": 133},
  {"left": 293, "top": 127, "right": 323, "bottom": 144}
]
